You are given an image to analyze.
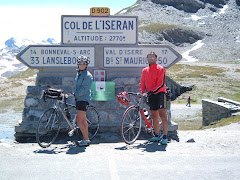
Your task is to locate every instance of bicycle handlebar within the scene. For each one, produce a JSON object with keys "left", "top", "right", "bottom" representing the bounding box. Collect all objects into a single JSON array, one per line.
[
  {"left": 126, "top": 92, "right": 147, "bottom": 98},
  {"left": 127, "top": 92, "right": 141, "bottom": 96},
  {"left": 125, "top": 92, "right": 148, "bottom": 105},
  {"left": 41, "top": 90, "right": 74, "bottom": 103}
]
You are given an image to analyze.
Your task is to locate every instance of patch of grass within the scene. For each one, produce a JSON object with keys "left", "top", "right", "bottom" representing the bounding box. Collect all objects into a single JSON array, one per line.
[
  {"left": 177, "top": 120, "right": 203, "bottom": 130},
  {"left": 9, "top": 68, "right": 38, "bottom": 79},
  {"left": 200, "top": 115, "right": 240, "bottom": 129},
  {"left": 0, "top": 68, "right": 38, "bottom": 113},
  {"left": 167, "top": 63, "right": 240, "bottom": 103},
  {"left": 217, "top": 91, "right": 240, "bottom": 102},
  {"left": 236, "top": 69, "right": 240, "bottom": 72},
  {"left": 139, "top": 23, "right": 177, "bottom": 33},
  {"left": 0, "top": 97, "right": 25, "bottom": 112},
  {"left": 167, "top": 64, "right": 225, "bottom": 78},
  {"left": 176, "top": 114, "right": 240, "bottom": 131}
]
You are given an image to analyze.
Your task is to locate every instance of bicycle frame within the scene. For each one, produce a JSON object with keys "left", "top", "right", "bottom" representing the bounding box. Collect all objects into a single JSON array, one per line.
[
  {"left": 128, "top": 93, "right": 153, "bottom": 129},
  {"left": 126, "top": 92, "right": 162, "bottom": 133},
  {"left": 52, "top": 98, "right": 76, "bottom": 131}
]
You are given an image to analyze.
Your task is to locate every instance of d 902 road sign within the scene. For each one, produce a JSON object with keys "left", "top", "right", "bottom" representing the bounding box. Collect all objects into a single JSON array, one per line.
[{"left": 90, "top": 7, "right": 110, "bottom": 16}]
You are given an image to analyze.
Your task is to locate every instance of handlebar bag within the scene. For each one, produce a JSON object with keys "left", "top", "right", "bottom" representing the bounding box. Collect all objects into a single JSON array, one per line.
[{"left": 44, "top": 88, "right": 63, "bottom": 100}]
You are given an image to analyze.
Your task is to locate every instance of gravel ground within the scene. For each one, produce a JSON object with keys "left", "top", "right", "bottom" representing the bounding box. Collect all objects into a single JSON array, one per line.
[
  {"left": 177, "top": 123, "right": 240, "bottom": 156},
  {"left": 1, "top": 122, "right": 240, "bottom": 165},
  {"left": 1, "top": 122, "right": 240, "bottom": 180},
  {"left": 171, "top": 104, "right": 202, "bottom": 121}
]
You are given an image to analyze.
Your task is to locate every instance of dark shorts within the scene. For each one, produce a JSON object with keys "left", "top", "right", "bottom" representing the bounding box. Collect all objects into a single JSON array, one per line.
[
  {"left": 148, "top": 92, "right": 166, "bottom": 110},
  {"left": 76, "top": 101, "right": 89, "bottom": 111}
]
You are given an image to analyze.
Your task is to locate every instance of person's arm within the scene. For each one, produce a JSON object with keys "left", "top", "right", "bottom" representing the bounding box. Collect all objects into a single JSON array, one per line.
[{"left": 139, "top": 70, "right": 146, "bottom": 93}]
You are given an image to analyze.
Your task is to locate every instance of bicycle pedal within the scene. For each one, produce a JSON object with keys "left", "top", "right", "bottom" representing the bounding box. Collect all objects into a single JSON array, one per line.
[{"left": 68, "top": 129, "right": 74, "bottom": 137}]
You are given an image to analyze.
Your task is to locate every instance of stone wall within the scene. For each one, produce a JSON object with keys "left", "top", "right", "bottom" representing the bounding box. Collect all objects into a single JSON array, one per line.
[
  {"left": 202, "top": 98, "right": 240, "bottom": 126},
  {"left": 218, "top": 97, "right": 240, "bottom": 107}
]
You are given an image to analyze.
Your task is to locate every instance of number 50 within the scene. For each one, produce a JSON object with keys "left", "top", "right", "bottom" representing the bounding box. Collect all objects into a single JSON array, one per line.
[{"left": 158, "top": 57, "right": 167, "bottom": 64}]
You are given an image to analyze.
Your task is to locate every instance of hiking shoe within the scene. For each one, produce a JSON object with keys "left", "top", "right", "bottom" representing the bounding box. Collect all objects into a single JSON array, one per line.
[
  {"left": 77, "top": 139, "right": 91, "bottom": 147},
  {"left": 148, "top": 136, "right": 160, "bottom": 142},
  {"left": 159, "top": 138, "right": 168, "bottom": 145}
]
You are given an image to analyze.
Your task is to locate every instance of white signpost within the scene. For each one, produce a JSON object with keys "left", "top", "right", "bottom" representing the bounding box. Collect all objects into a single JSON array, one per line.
[
  {"left": 104, "top": 45, "right": 182, "bottom": 68},
  {"left": 61, "top": 15, "right": 138, "bottom": 45},
  {"left": 16, "top": 45, "right": 95, "bottom": 68}
]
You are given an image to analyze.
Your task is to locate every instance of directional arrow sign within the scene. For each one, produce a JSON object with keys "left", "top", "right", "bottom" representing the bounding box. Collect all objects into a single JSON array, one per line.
[
  {"left": 103, "top": 45, "right": 182, "bottom": 68},
  {"left": 16, "top": 45, "right": 95, "bottom": 68}
]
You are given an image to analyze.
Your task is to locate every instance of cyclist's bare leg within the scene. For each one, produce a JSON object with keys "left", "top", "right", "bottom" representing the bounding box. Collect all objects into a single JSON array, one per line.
[
  {"left": 150, "top": 110, "right": 160, "bottom": 135},
  {"left": 76, "top": 110, "right": 89, "bottom": 140},
  {"left": 158, "top": 108, "right": 168, "bottom": 134}
]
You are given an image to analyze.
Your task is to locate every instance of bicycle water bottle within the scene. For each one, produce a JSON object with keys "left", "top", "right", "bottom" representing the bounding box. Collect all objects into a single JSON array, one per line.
[{"left": 144, "top": 108, "right": 152, "bottom": 133}]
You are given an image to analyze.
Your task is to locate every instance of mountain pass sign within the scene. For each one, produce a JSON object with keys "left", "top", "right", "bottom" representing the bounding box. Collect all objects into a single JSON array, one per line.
[
  {"left": 103, "top": 45, "right": 182, "bottom": 68},
  {"left": 16, "top": 45, "right": 95, "bottom": 68},
  {"left": 61, "top": 15, "right": 138, "bottom": 45}
]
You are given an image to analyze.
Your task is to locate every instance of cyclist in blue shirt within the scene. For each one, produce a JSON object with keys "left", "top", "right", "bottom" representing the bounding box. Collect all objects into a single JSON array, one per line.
[{"left": 75, "top": 55, "right": 93, "bottom": 147}]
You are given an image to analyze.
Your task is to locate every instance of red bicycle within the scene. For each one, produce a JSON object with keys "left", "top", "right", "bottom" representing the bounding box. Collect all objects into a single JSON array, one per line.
[{"left": 117, "top": 92, "right": 162, "bottom": 145}]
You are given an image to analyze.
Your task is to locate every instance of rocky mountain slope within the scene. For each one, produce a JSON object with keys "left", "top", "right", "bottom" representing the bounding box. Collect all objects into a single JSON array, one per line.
[
  {"left": 0, "top": 37, "right": 58, "bottom": 80},
  {"left": 118, "top": 0, "right": 240, "bottom": 63}
]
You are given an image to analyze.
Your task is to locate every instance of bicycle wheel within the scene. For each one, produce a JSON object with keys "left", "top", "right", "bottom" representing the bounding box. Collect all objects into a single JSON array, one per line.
[
  {"left": 121, "top": 106, "right": 142, "bottom": 145},
  {"left": 76, "top": 105, "right": 100, "bottom": 140},
  {"left": 36, "top": 108, "right": 61, "bottom": 148}
]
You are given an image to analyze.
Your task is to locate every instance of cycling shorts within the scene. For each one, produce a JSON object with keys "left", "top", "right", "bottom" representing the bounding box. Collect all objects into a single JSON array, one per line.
[
  {"left": 148, "top": 92, "right": 166, "bottom": 110},
  {"left": 76, "top": 101, "right": 89, "bottom": 111}
]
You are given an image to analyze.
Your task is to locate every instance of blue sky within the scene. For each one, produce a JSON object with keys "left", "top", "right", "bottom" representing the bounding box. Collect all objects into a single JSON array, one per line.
[
  {"left": 1, "top": 0, "right": 136, "bottom": 9},
  {"left": 0, "top": 0, "right": 137, "bottom": 45}
]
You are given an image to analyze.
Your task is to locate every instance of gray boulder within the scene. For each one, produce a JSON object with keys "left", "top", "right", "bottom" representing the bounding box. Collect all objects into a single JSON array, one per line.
[
  {"left": 146, "top": 0, "right": 205, "bottom": 13},
  {"left": 199, "top": 0, "right": 229, "bottom": 8},
  {"left": 160, "top": 28, "right": 204, "bottom": 46},
  {"left": 144, "top": 0, "right": 231, "bottom": 12}
]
